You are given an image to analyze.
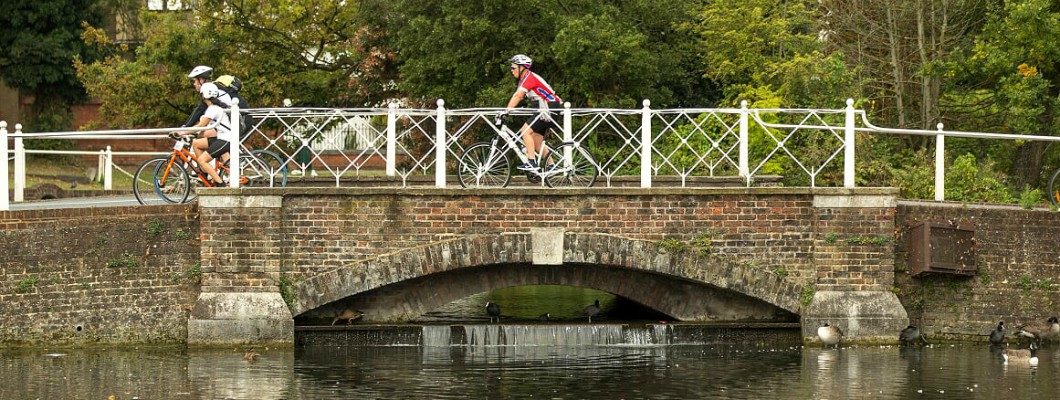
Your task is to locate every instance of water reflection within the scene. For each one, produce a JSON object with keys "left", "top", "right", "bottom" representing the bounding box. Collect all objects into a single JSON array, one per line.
[{"left": 1, "top": 344, "right": 1057, "bottom": 399}]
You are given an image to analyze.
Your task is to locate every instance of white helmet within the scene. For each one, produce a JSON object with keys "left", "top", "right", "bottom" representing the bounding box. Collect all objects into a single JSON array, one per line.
[
  {"left": 509, "top": 54, "right": 532, "bottom": 68},
  {"left": 187, "top": 65, "right": 213, "bottom": 79},
  {"left": 200, "top": 82, "right": 222, "bottom": 100}
]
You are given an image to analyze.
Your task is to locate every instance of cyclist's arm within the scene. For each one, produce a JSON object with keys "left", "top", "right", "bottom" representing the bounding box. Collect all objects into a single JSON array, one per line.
[
  {"left": 176, "top": 116, "right": 216, "bottom": 138},
  {"left": 183, "top": 101, "right": 207, "bottom": 127},
  {"left": 505, "top": 89, "right": 526, "bottom": 110}
]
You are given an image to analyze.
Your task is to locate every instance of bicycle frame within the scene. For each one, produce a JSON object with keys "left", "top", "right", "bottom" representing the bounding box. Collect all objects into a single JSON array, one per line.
[
  {"left": 490, "top": 119, "right": 580, "bottom": 179},
  {"left": 158, "top": 138, "right": 229, "bottom": 188}
]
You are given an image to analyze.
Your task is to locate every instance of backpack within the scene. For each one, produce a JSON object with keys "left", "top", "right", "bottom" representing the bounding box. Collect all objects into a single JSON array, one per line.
[{"left": 212, "top": 75, "right": 253, "bottom": 140}]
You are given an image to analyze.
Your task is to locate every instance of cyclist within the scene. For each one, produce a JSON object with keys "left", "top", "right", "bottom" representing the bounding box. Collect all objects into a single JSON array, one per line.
[
  {"left": 185, "top": 66, "right": 241, "bottom": 160},
  {"left": 176, "top": 83, "right": 233, "bottom": 186},
  {"left": 500, "top": 54, "right": 563, "bottom": 172}
]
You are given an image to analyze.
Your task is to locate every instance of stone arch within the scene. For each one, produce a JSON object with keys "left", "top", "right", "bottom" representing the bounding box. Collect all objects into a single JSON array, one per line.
[{"left": 290, "top": 233, "right": 806, "bottom": 320}]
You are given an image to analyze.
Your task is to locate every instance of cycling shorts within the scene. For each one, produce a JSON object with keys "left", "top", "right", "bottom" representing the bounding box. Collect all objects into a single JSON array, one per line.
[
  {"left": 207, "top": 137, "right": 231, "bottom": 159},
  {"left": 526, "top": 101, "right": 563, "bottom": 137}
]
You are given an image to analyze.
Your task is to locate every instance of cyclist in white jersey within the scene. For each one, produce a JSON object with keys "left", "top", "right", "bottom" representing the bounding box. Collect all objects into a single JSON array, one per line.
[
  {"left": 178, "top": 83, "right": 233, "bottom": 186},
  {"left": 501, "top": 54, "right": 563, "bottom": 171}
]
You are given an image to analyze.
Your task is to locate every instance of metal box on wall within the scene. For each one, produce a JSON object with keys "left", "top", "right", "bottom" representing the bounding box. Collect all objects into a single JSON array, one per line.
[{"left": 907, "top": 221, "right": 976, "bottom": 277}]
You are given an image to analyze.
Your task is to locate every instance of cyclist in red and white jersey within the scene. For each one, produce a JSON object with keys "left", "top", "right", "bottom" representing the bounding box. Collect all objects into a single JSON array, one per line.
[{"left": 502, "top": 54, "right": 563, "bottom": 171}]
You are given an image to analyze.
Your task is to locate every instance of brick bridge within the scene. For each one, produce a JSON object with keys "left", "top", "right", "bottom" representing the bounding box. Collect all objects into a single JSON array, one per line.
[{"left": 188, "top": 187, "right": 908, "bottom": 345}]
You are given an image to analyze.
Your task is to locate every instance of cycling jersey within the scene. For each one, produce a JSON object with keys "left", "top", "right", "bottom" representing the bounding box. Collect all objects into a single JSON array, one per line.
[{"left": 518, "top": 72, "right": 562, "bottom": 108}]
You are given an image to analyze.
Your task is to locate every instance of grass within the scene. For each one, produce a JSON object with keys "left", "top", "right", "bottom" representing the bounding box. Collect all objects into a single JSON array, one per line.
[{"left": 7, "top": 156, "right": 136, "bottom": 191}]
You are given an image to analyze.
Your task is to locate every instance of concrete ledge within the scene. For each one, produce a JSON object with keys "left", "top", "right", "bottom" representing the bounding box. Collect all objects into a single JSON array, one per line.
[
  {"left": 801, "top": 290, "right": 908, "bottom": 345},
  {"left": 198, "top": 195, "right": 282, "bottom": 208},
  {"left": 187, "top": 292, "right": 293, "bottom": 347},
  {"left": 814, "top": 194, "right": 897, "bottom": 208}
]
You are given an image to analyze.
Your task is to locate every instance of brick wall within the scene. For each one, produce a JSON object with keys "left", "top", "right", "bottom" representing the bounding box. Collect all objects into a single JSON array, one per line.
[
  {"left": 814, "top": 197, "right": 896, "bottom": 291},
  {"left": 894, "top": 201, "right": 1060, "bottom": 338},
  {"left": 0, "top": 205, "right": 200, "bottom": 345}
]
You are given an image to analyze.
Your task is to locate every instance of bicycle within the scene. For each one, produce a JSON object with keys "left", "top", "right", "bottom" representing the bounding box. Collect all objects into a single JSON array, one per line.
[
  {"left": 132, "top": 134, "right": 288, "bottom": 204},
  {"left": 1049, "top": 168, "right": 1060, "bottom": 207},
  {"left": 457, "top": 113, "right": 598, "bottom": 188}
]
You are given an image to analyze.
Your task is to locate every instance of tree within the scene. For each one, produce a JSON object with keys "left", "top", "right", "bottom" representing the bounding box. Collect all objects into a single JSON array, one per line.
[{"left": 0, "top": 0, "right": 104, "bottom": 130}]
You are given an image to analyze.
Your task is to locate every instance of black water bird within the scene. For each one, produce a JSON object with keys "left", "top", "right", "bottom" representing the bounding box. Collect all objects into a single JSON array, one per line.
[
  {"left": 989, "top": 321, "right": 1006, "bottom": 346},
  {"left": 538, "top": 313, "right": 550, "bottom": 322},
  {"left": 899, "top": 325, "right": 928, "bottom": 346},
  {"left": 817, "top": 323, "right": 843, "bottom": 348},
  {"left": 583, "top": 299, "right": 602, "bottom": 323},
  {"left": 486, "top": 302, "right": 501, "bottom": 323}
]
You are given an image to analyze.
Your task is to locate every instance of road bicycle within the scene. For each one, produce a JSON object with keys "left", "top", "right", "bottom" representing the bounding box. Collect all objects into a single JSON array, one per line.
[
  {"left": 132, "top": 135, "right": 288, "bottom": 204},
  {"left": 457, "top": 114, "right": 598, "bottom": 188}
]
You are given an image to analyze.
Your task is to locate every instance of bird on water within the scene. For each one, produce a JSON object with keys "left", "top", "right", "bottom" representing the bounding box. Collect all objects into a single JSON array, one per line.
[
  {"left": 1015, "top": 316, "right": 1059, "bottom": 345},
  {"left": 486, "top": 302, "right": 501, "bottom": 323},
  {"left": 1002, "top": 342, "right": 1039, "bottom": 367},
  {"left": 817, "top": 323, "right": 843, "bottom": 348},
  {"left": 899, "top": 325, "right": 928, "bottom": 346},
  {"left": 538, "top": 313, "right": 550, "bottom": 322},
  {"left": 583, "top": 299, "right": 601, "bottom": 323},
  {"left": 988, "top": 321, "right": 1006, "bottom": 346}
]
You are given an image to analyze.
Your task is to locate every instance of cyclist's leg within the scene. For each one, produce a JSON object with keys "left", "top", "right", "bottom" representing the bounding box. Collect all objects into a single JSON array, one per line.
[
  {"left": 192, "top": 137, "right": 209, "bottom": 160},
  {"left": 201, "top": 139, "right": 229, "bottom": 184}
]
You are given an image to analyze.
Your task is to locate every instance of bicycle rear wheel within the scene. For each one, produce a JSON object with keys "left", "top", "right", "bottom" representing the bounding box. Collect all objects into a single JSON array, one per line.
[
  {"left": 458, "top": 142, "right": 512, "bottom": 188},
  {"left": 133, "top": 157, "right": 171, "bottom": 205},
  {"left": 152, "top": 159, "right": 192, "bottom": 203},
  {"left": 1048, "top": 168, "right": 1060, "bottom": 207},
  {"left": 544, "top": 143, "right": 598, "bottom": 188},
  {"left": 241, "top": 149, "right": 289, "bottom": 187}
]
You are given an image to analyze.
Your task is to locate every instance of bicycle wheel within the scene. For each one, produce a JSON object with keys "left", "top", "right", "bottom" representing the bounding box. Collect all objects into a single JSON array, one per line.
[
  {"left": 458, "top": 142, "right": 512, "bottom": 188},
  {"left": 152, "top": 158, "right": 192, "bottom": 203},
  {"left": 132, "top": 157, "right": 171, "bottom": 205},
  {"left": 252, "top": 149, "right": 289, "bottom": 187},
  {"left": 544, "top": 143, "right": 599, "bottom": 188},
  {"left": 1048, "top": 168, "right": 1060, "bottom": 207}
]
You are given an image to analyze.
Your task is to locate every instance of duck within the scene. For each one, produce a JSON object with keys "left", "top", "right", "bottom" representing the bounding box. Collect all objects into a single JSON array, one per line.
[
  {"left": 331, "top": 309, "right": 364, "bottom": 325},
  {"left": 1002, "top": 343, "right": 1039, "bottom": 366},
  {"left": 243, "top": 348, "right": 259, "bottom": 362},
  {"left": 538, "top": 313, "right": 550, "bottom": 322},
  {"left": 486, "top": 302, "right": 501, "bottom": 323},
  {"left": 1015, "top": 316, "right": 1060, "bottom": 345},
  {"left": 817, "top": 323, "right": 843, "bottom": 348},
  {"left": 988, "top": 321, "right": 1005, "bottom": 346},
  {"left": 899, "top": 325, "right": 928, "bottom": 346},
  {"left": 583, "top": 299, "right": 601, "bottom": 323}
]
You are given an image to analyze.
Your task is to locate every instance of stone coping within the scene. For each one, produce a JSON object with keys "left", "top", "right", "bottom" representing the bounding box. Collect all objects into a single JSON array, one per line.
[{"left": 197, "top": 186, "right": 900, "bottom": 197}]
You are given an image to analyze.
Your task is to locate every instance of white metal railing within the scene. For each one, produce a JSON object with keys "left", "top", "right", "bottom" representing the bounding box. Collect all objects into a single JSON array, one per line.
[{"left": 6, "top": 97, "right": 1060, "bottom": 211}]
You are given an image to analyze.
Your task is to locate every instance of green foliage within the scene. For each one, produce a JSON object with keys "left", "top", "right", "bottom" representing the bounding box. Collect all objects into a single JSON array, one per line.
[
  {"left": 658, "top": 238, "right": 687, "bottom": 253},
  {"left": 0, "top": 1, "right": 104, "bottom": 107},
  {"left": 772, "top": 266, "right": 789, "bottom": 278},
  {"left": 106, "top": 252, "right": 139, "bottom": 269},
  {"left": 845, "top": 235, "right": 890, "bottom": 246},
  {"left": 147, "top": 218, "right": 166, "bottom": 239},
  {"left": 1018, "top": 185, "right": 1043, "bottom": 209},
  {"left": 945, "top": 154, "right": 1015, "bottom": 203},
  {"left": 15, "top": 277, "right": 39, "bottom": 294},
  {"left": 175, "top": 228, "right": 191, "bottom": 241},
  {"left": 278, "top": 275, "right": 297, "bottom": 309},
  {"left": 800, "top": 286, "right": 814, "bottom": 306},
  {"left": 824, "top": 233, "right": 839, "bottom": 244}
]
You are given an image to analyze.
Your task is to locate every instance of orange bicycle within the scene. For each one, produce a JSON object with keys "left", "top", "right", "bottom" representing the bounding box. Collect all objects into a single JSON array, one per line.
[{"left": 132, "top": 135, "right": 288, "bottom": 204}]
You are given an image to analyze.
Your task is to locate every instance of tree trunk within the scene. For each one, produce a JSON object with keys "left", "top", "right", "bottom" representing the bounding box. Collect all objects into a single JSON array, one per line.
[
  {"left": 886, "top": 5, "right": 907, "bottom": 127},
  {"left": 1010, "top": 142, "right": 1049, "bottom": 189}
]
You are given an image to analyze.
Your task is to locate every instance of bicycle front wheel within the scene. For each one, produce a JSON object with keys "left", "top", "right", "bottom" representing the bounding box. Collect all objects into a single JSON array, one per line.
[
  {"left": 1048, "top": 168, "right": 1060, "bottom": 207},
  {"left": 458, "top": 142, "right": 512, "bottom": 188},
  {"left": 544, "top": 143, "right": 599, "bottom": 188},
  {"left": 152, "top": 158, "right": 192, "bottom": 203},
  {"left": 133, "top": 157, "right": 171, "bottom": 205}
]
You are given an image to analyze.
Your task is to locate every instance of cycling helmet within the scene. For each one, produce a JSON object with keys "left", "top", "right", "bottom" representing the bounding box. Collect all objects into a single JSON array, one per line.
[
  {"left": 200, "top": 82, "right": 222, "bottom": 100},
  {"left": 509, "top": 54, "right": 532, "bottom": 68},
  {"left": 187, "top": 65, "right": 213, "bottom": 79}
]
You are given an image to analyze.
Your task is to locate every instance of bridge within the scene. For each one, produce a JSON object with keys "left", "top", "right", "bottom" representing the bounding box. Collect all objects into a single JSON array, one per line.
[
  {"left": 187, "top": 186, "right": 906, "bottom": 345},
  {"left": 4, "top": 100, "right": 1059, "bottom": 347}
]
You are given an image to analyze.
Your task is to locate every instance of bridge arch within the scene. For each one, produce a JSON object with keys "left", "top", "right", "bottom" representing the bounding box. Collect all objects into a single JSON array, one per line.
[{"left": 290, "top": 233, "right": 805, "bottom": 322}]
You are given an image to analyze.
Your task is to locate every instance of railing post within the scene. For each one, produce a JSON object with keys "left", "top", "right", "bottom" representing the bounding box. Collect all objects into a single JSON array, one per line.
[
  {"left": 935, "top": 123, "right": 945, "bottom": 201},
  {"left": 386, "top": 102, "right": 397, "bottom": 177},
  {"left": 1, "top": 121, "right": 8, "bottom": 211},
  {"left": 229, "top": 99, "right": 241, "bottom": 188},
  {"left": 739, "top": 100, "right": 749, "bottom": 185},
  {"left": 641, "top": 99, "right": 652, "bottom": 188},
  {"left": 14, "top": 124, "right": 25, "bottom": 202},
  {"left": 435, "top": 99, "right": 446, "bottom": 188},
  {"left": 104, "top": 145, "right": 113, "bottom": 190},
  {"left": 97, "top": 150, "right": 105, "bottom": 183},
  {"left": 843, "top": 98, "right": 856, "bottom": 188},
  {"left": 563, "top": 102, "right": 573, "bottom": 169}
]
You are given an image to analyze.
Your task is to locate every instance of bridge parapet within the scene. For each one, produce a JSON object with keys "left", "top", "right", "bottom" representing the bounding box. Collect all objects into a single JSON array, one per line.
[{"left": 190, "top": 187, "right": 906, "bottom": 345}]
